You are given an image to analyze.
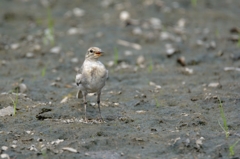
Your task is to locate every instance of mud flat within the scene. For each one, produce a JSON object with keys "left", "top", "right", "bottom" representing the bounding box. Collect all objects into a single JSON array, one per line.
[{"left": 0, "top": 0, "right": 240, "bottom": 158}]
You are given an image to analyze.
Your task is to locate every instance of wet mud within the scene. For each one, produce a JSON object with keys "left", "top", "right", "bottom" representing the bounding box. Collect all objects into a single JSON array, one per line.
[{"left": 0, "top": 0, "right": 240, "bottom": 158}]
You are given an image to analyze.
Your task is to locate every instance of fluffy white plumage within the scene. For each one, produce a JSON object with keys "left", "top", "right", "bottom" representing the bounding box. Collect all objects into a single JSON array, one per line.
[{"left": 75, "top": 47, "right": 108, "bottom": 121}]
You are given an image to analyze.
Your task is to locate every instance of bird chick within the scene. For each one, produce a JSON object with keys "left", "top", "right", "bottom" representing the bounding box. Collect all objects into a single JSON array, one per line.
[{"left": 75, "top": 47, "right": 108, "bottom": 122}]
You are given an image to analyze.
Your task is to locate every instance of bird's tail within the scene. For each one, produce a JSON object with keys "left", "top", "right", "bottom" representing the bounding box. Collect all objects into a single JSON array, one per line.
[{"left": 76, "top": 90, "right": 83, "bottom": 99}]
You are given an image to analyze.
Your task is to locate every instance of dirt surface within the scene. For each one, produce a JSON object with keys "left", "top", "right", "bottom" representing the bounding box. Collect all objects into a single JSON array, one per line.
[{"left": 1, "top": 0, "right": 240, "bottom": 158}]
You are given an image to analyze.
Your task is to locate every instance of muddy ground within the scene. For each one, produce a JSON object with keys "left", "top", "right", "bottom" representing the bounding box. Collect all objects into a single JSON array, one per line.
[{"left": 0, "top": 0, "right": 240, "bottom": 158}]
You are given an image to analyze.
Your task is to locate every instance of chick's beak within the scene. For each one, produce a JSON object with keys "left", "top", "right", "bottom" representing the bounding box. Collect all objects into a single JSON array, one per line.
[{"left": 95, "top": 51, "right": 103, "bottom": 56}]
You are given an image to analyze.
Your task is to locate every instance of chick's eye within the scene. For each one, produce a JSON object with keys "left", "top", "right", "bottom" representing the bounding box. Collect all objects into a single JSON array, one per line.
[{"left": 90, "top": 50, "right": 93, "bottom": 53}]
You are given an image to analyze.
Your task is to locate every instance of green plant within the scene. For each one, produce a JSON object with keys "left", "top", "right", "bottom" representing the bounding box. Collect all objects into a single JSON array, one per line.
[
  {"left": 10, "top": 93, "right": 18, "bottom": 116},
  {"left": 148, "top": 59, "right": 153, "bottom": 73},
  {"left": 218, "top": 98, "right": 229, "bottom": 138},
  {"left": 217, "top": 97, "right": 240, "bottom": 157},
  {"left": 155, "top": 98, "right": 160, "bottom": 108},
  {"left": 191, "top": 0, "right": 197, "bottom": 7},
  {"left": 43, "top": 7, "right": 55, "bottom": 46},
  {"left": 215, "top": 28, "right": 220, "bottom": 38},
  {"left": 114, "top": 47, "right": 119, "bottom": 65},
  {"left": 41, "top": 147, "right": 47, "bottom": 158},
  {"left": 41, "top": 66, "right": 46, "bottom": 77},
  {"left": 229, "top": 139, "right": 240, "bottom": 156}
]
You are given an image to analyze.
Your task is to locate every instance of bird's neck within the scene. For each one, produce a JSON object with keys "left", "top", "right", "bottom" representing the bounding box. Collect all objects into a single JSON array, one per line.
[{"left": 86, "top": 58, "right": 98, "bottom": 62}]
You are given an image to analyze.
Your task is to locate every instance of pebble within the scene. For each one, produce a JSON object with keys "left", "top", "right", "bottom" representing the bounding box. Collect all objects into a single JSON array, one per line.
[
  {"left": 124, "top": 50, "right": 133, "bottom": 56},
  {"left": 71, "top": 57, "right": 79, "bottom": 63},
  {"left": 196, "top": 137, "right": 205, "bottom": 149},
  {"left": 177, "top": 56, "right": 186, "bottom": 66},
  {"left": 62, "top": 147, "right": 77, "bottom": 153},
  {"left": 55, "top": 77, "right": 62, "bottom": 82},
  {"left": 11, "top": 145, "right": 17, "bottom": 148},
  {"left": 119, "top": 11, "right": 130, "bottom": 22},
  {"left": 149, "top": 17, "right": 161, "bottom": 30},
  {"left": 196, "top": 39, "right": 204, "bottom": 46},
  {"left": 206, "top": 41, "right": 216, "bottom": 50},
  {"left": 149, "top": 81, "right": 161, "bottom": 89},
  {"left": 73, "top": 8, "right": 85, "bottom": 17},
  {"left": 136, "top": 55, "right": 145, "bottom": 65},
  {"left": 68, "top": 27, "right": 84, "bottom": 35},
  {"left": 29, "top": 145, "right": 38, "bottom": 151},
  {"left": 32, "top": 44, "right": 41, "bottom": 52},
  {"left": 0, "top": 106, "right": 14, "bottom": 117},
  {"left": 1, "top": 60, "right": 7, "bottom": 66},
  {"left": 1, "top": 154, "right": 10, "bottom": 159},
  {"left": 184, "top": 67, "right": 193, "bottom": 74},
  {"left": 132, "top": 27, "right": 142, "bottom": 35},
  {"left": 208, "top": 82, "right": 220, "bottom": 88},
  {"left": 51, "top": 139, "right": 64, "bottom": 145},
  {"left": 10, "top": 43, "right": 20, "bottom": 50},
  {"left": 1, "top": 146, "right": 8, "bottom": 151},
  {"left": 90, "top": 103, "right": 96, "bottom": 106},
  {"left": 165, "top": 43, "right": 178, "bottom": 57},
  {"left": 50, "top": 46, "right": 61, "bottom": 54},
  {"left": 107, "top": 61, "right": 114, "bottom": 67},
  {"left": 13, "top": 83, "right": 27, "bottom": 93},
  {"left": 26, "top": 52, "right": 34, "bottom": 58},
  {"left": 114, "top": 102, "right": 119, "bottom": 106},
  {"left": 25, "top": 130, "right": 31, "bottom": 134},
  {"left": 136, "top": 110, "right": 146, "bottom": 114},
  {"left": 160, "top": 31, "right": 174, "bottom": 41},
  {"left": 60, "top": 97, "right": 69, "bottom": 103},
  {"left": 117, "top": 39, "right": 142, "bottom": 50}
]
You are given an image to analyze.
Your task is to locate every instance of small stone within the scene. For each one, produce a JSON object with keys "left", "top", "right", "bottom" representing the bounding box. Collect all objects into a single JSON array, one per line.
[
  {"left": 10, "top": 43, "right": 20, "bottom": 50},
  {"left": 185, "top": 138, "right": 190, "bottom": 147},
  {"left": 136, "top": 55, "right": 145, "bottom": 65},
  {"left": 1, "top": 146, "right": 8, "bottom": 151},
  {"left": 119, "top": 11, "right": 130, "bottom": 22},
  {"left": 136, "top": 110, "right": 146, "bottom": 114},
  {"left": 149, "top": 17, "right": 161, "bottom": 30},
  {"left": 224, "top": 67, "right": 240, "bottom": 71},
  {"left": 177, "top": 56, "right": 186, "bottom": 66},
  {"left": 68, "top": 27, "right": 84, "bottom": 35},
  {"left": 208, "top": 82, "right": 220, "bottom": 88},
  {"left": 26, "top": 52, "right": 34, "bottom": 58},
  {"left": 32, "top": 44, "right": 41, "bottom": 52},
  {"left": 73, "top": 8, "right": 85, "bottom": 17},
  {"left": 11, "top": 145, "right": 17, "bottom": 148},
  {"left": 196, "top": 39, "right": 204, "bottom": 46},
  {"left": 62, "top": 147, "right": 77, "bottom": 153},
  {"left": 184, "top": 67, "right": 193, "bottom": 74},
  {"left": 160, "top": 31, "right": 174, "bottom": 41},
  {"left": 71, "top": 57, "right": 79, "bottom": 63},
  {"left": 50, "top": 46, "right": 61, "bottom": 54},
  {"left": 166, "top": 43, "right": 177, "bottom": 57},
  {"left": 0, "top": 106, "right": 14, "bottom": 117},
  {"left": 60, "top": 97, "right": 69, "bottom": 103},
  {"left": 107, "top": 61, "right": 114, "bottom": 67},
  {"left": 55, "top": 77, "right": 61, "bottom": 82},
  {"left": 132, "top": 27, "right": 142, "bottom": 35},
  {"left": 12, "top": 140, "right": 17, "bottom": 144},
  {"left": 114, "top": 103, "right": 119, "bottom": 106},
  {"left": 1, "top": 154, "right": 10, "bottom": 159},
  {"left": 51, "top": 139, "right": 64, "bottom": 145},
  {"left": 196, "top": 137, "right": 205, "bottom": 148},
  {"left": 124, "top": 50, "right": 133, "bottom": 56},
  {"left": 90, "top": 103, "right": 96, "bottom": 106},
  {"left": 29, "top": 145, "right": 38, "bottom": 151},
  {"left": 26, "top": 130, "right": 31, "bottom": 134},
  {"left": 13, "top": 83, "right": 27, "bottom": 93}
]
